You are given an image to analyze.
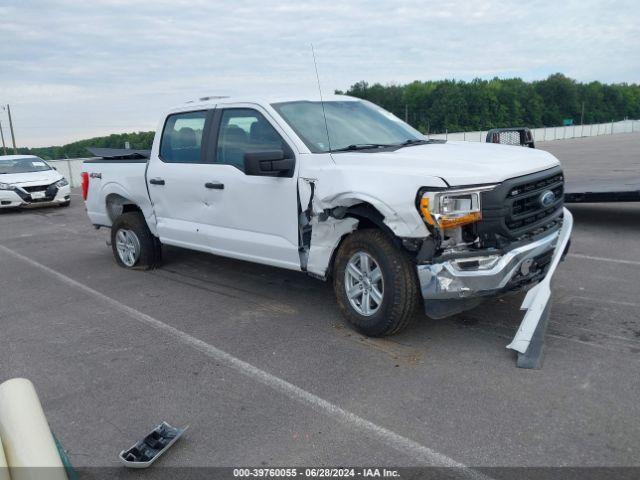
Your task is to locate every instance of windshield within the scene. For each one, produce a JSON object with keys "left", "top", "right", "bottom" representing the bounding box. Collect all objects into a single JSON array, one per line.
[
  {"left": 0, "top": 157, "right": 52, "bottom": 175},
  {"left": 271, "top": 100, "right": 424, "bottom": 153}
]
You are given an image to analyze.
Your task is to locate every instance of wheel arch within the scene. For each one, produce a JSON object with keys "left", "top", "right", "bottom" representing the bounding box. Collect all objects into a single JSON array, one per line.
[
  {"left": 105, "top": 193, "right": 143, "bottom": 224},
  {"left": 322, "top": 201, "right": 403, "bottom": 281},
  {"left": 344, "top": 203, "right": 401, "bottom": 245}
]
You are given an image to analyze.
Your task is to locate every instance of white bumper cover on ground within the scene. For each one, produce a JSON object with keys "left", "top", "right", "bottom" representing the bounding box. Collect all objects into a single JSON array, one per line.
[{"left": 507, "top": 208, "right": 574, "bottom": 353}]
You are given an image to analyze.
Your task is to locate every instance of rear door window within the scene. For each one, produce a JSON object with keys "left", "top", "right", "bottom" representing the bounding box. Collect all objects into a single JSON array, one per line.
[{"left": 159, "top": 111, "right": 207, "bottom": 163}]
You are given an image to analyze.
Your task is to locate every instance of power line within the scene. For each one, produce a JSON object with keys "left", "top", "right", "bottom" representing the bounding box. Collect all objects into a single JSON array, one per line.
[
  {"left": 7, "top": 105, "right": 17, "bottom": 154},
  {"left": 0, "top": 119, "right": 7, "bottom": 155},
  {"left": 1, "top": 105, "right": 18, "bottom": 154}
]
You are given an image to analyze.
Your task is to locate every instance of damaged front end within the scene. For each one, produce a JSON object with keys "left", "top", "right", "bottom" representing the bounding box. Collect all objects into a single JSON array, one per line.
[
  {"left": 413, "top": 167, "right": 572, "bottom": 352},
  {"left": 295, "top": 164, "right": 573, "bottom": 356},
  {"left": 297, "top": 178, "right": 359, "bottom": 277},
  {"left": 296, "top": 176, "right": 410, "bottom": 279}
]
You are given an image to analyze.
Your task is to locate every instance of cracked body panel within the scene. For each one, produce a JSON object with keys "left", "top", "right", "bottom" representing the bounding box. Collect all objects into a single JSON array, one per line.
[{"left": 296, "top": 157, "right": 445, "bottom": 277}]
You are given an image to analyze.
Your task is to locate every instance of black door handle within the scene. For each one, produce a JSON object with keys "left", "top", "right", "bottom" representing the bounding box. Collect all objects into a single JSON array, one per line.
[
  {"left": 149, "top": 178, "right": 165, "bottom": 185},
  {"left": 205, "top": 182, "right": 224, "bottom": 190}
]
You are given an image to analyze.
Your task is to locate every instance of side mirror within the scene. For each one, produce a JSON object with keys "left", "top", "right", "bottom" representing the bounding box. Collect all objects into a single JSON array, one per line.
[{"left": 244, "top": 150, "right": 294, "bottom": 177}]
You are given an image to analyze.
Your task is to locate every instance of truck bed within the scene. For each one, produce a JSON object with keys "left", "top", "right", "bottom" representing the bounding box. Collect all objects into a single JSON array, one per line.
[{"left": 82, "top": 155, "right": 153, "bottom": 229}]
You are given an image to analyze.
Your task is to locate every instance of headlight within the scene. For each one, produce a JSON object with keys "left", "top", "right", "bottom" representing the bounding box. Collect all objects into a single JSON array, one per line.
[
  {"left": 419, "top": 186, "right": 495, "bottom": 229},
  {"left": 0, "top": 182, "right": 13, "bottom": 190},
  {"left": 55, "top": 178, "right": 69, "bottom": 188}
]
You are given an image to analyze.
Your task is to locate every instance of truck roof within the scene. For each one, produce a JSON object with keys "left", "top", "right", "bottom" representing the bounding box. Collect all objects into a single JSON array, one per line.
[{"left": 168, "top": 93, "right": 360, "bottom": 114}]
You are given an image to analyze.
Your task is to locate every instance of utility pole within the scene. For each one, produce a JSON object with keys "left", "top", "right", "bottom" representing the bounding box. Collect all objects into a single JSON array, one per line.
[
  {"left": 6, "top": 105, "right": 17, "bottom": 154},
  {"left": 0, "top": 119, "right": 7, "bottom": 155},
  {"left": 580, "top": 101, "right": 585, "bottom": 125}
]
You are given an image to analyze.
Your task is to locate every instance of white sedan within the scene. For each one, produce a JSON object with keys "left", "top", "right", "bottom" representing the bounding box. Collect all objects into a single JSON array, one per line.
[{"left": 0, "top": 155, "right": 71, "bottom": 209}]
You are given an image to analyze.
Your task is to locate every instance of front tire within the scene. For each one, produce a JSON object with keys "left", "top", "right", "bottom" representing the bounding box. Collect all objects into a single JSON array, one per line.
[
  {"left": 333, "top": 229, "right": 420, "bottom": 337},
  {"left": 111, "top": 211, "right": 161, "bottom": 270}
]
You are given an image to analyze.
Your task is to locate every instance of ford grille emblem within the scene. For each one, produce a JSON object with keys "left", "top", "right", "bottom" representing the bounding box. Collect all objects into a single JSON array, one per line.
[{"left": 540, "top": 190, "right": 556, "bottom": 207}]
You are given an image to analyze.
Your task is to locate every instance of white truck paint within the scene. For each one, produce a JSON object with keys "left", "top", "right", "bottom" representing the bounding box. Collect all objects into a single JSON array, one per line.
[{"left": 82, "top": 95, "right": 572, "bottom": 351}]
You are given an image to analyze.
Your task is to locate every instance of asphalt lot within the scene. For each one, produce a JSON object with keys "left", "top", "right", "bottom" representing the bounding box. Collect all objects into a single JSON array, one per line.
[{"left": 0, "top": 134, "right": 639, "bottom": 476}]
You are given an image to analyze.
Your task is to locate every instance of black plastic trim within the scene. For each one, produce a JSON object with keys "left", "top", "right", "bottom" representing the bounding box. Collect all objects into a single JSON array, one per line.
[
  {"left": 478, "top": 166, "right": 564, "bottom": 242},
  {"left": 83, "top": 158, "right": 149, "bottom": 164}
]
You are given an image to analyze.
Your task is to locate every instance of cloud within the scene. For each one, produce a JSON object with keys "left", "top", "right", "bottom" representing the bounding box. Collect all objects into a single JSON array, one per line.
[{"left": 0, "top": 0, "right": 638, "bottom": 147}]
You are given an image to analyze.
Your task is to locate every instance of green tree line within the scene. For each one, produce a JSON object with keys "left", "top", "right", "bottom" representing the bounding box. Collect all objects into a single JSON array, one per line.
[
  {"left": 337, "top": 73, "right": 640, "bottom": 134},
  {"left": 16, "top": 131, "right": 155, "bottom": 160}
]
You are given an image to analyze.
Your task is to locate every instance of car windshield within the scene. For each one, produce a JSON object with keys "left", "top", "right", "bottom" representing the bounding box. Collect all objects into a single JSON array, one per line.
[
  {"left": 0, "top": 157, "right": 52, "bottom": 174},
  {"left": 271, "top": 100, "right": 424, "bottom": 153}
]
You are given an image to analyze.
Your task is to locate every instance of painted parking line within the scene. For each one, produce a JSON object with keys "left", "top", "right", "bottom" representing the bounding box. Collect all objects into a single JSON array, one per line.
[
  {"left": 0, "top": 244, "right": 491, "bottom": 480},
  {"left": 568, "top": 253, "right": 640, "bottom": 267}
]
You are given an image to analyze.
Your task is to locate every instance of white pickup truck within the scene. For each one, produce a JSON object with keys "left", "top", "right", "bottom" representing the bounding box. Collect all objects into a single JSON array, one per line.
[{"left": 82, "top": 95, "right": 572, "bottom": 354}]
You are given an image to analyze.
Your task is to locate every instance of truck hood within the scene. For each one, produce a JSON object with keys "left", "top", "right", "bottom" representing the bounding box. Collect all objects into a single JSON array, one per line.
[
  {"left": 330, "top": 141, "right": 560, "bottom": 186},
  {"left": 0, "top": 169, "right": 63, "bottom": 187}
]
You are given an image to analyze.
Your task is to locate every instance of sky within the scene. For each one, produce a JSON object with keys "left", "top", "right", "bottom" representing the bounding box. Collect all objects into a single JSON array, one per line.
[{"left": 1, "top": 0, "right": 639, "bottom": 148}]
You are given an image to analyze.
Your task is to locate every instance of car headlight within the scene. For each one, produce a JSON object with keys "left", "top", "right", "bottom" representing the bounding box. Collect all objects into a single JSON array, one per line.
[
  {"left": 55, "top": 178, "right": 69, "bottom": 188},
  {"left": 418, "top": 186, "right": 496, "bottom": 229},
  {"left": 0, "top": 182, "right": 13, "bottom": 190}
]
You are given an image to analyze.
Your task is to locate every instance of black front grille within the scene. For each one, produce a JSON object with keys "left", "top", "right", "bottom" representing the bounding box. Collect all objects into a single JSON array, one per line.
[
  {"left": 477, "top": 166, "right": 564, "bottom": 246},
  {"left": 14, "top": 183, "right": 58, "bottom": 203},
  {"left": 504, "top": 172, "right": 564, "bottom": 231},
  {"left": 21, "top": 184, "right": 51, "bottom": 193}
]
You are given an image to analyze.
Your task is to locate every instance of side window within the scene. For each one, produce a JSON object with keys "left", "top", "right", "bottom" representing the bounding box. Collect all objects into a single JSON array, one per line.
[
  {"left": 216, "top": 109, "right": 290, "bottom": 172},
  {"left": 160, "top": 111, "right": 207, "bottom": 163}
]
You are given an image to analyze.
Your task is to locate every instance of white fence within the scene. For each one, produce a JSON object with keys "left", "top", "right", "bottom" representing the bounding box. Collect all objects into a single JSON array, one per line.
[
  {"left": 429, "top": 119, "right": 640, "bottom": 143},
  {"left": 50, "top": 119, "right": 640, "bottom": 188},
  {"left": 47, "top": 157, "right": 90, "bottom": 189}
]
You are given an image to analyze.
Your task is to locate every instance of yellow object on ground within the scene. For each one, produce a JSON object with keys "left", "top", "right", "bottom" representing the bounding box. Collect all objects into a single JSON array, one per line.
[{"left": 0, "top": 378, "right": 67, "bottom": 480}]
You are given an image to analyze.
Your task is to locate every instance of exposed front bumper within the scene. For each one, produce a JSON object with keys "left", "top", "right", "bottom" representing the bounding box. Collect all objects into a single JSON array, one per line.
[{"left": 417, "top": 228, "right": 560, "bottom": 306}]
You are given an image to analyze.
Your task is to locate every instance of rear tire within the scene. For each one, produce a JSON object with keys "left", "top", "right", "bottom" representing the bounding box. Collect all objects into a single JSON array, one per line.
[
  {"left": 333, "top": 229, "right": 420, "bottom": 337},
  {"left": 111, "top": 211, "right": 161, "bottom": 270}
]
